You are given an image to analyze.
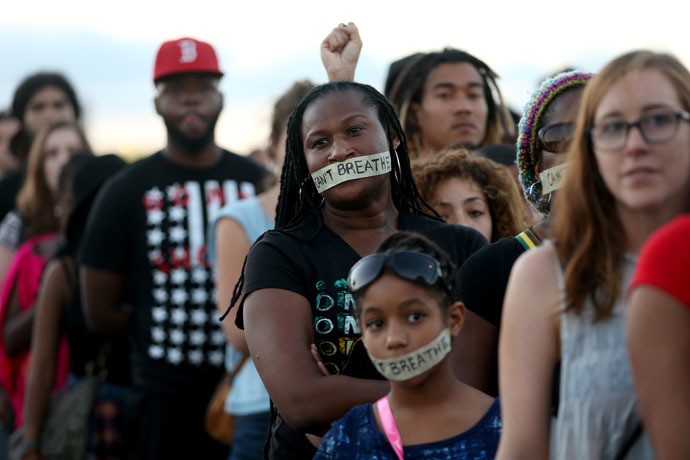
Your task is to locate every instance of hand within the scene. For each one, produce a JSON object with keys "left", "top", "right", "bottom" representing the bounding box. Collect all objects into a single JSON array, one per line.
[
  {"left": 310, "top": 344, "right": 330, "bottom": 376},
  {"left": 320, "top": 22, "right": 362, "bottom": 81}
]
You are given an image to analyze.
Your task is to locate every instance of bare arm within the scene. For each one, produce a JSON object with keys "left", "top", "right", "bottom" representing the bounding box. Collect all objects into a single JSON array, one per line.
[
  {"left": 243, "top": 288, "right": 389, "bottom": 434},
  {"left": 496, "top": 246, "right": 561, "bottom": 460},
  {"left": 452, "top": 309, "right": 498, "bottom": 394},
  {"left": 215, "top": 217, "right": 251, "bottom": 352},
  {"left": 3, "top": 283, "right": 34, "bottom": 356},
  {"left": 23, "top": 260, "right": 70, "bottom": 443},
  {"left": 0, "top": 245, "right": 14, "bottom": 292},
  {"left": 80, "top": 266, "right": 130, "bottom": 335},
  {"left": 320, "top": 22, "right": 362, "bottom": 82},
  {"left": 628, "top": 286, "right": 690, "bottom": 460}
]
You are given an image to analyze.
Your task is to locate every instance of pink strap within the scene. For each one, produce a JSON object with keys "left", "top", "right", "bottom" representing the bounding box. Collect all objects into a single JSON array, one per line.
[{"left": 376, "top": 396, "right": 404, "bottom": 460}]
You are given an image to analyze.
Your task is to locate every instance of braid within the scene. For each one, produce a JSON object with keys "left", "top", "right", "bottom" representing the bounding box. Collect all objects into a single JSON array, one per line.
[{"left": 224, "top": 81, "right": 439, "bottom": 323}]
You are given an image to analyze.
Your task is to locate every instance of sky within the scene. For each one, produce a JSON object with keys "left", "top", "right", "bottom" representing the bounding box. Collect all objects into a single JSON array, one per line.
[{"left": 2, "top": 0, "right": 689, "bottom": 158}]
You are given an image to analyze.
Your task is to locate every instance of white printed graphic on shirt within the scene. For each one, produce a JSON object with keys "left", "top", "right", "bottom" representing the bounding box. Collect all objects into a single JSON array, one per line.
[{"left": 144, "top": 179, "right": 255, "bottom": 366}]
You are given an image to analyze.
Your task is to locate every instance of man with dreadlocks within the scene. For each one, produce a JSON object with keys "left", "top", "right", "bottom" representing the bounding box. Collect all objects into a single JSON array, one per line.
[
  {"left": 387, "top": 48, "right": 516, "bottom": 160},
  {"left": 456, "top": 71, "right": 593, "bottom": 396},
  {"left": 225, "top": 81, "right": 488, "bottom": 459}
]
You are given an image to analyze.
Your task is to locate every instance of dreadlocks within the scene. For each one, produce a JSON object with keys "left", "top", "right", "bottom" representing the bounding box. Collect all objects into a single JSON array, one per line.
[
  {"left": 388, "top": 48, "right": 515, "bottom": 156},
  {"left": 223, "top": 81, "right": 438, "bottom": 321},
  {"left": 276, "top": 80, "right": 437, "bottom": 228}
]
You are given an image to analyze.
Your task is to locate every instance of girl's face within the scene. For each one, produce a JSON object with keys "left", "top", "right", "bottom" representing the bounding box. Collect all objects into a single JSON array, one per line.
[
  {"left": 358, "top": 272, "right": 463, "bottom": 383},
  {"left": 43, "top": 127, "right": 84, "bottom": 194},
  {"left": 592, "top": 68, "right": 690, "bottom": 214},
  {"left": 301, "top": 90, "right": 398, "bottom": 206},
  {"left": 23, "top": 86, "right": 76, "bottom": 136},
  {"left": 413, "top": 62, "right": 489, "bottom": 151},
  {"left": 431, "top": 176, "right": 493, "bottom": 241}
]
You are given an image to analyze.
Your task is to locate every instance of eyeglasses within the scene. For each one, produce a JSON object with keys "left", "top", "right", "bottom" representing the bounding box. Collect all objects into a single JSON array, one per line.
[
  {"left": 348, "top": 251, "right": 450, "bottom": 296},
  {"left": 589, "top": 109, "right": 690, "bottom": 152},
  {"left": 538, "top": 122, "right": 575, "bottom": 153}
]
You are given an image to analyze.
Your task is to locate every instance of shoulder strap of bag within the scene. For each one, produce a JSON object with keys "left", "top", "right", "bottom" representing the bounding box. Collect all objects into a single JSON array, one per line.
[
  {"left": 230, "top": 354, "right": 249, "bottom": 380},
  {"left": 515, "top": 225, "right": 543, "bottom": 251},
  {"left": 375, "top": 396, "right": 404, "bottom": 460}
]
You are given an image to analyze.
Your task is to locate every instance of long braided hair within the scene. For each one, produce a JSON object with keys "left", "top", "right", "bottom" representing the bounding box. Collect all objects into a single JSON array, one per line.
[
  {"left": 388, "top": 48, "right": 515, "bottom": 156},
  {"left": 223, "top": 81, "right": 438, "bottom": 321}
]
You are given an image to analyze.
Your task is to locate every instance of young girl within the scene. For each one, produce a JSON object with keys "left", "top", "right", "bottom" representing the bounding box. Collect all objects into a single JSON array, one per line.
[
  {"left": 314, "top": 231, "right": 500, "bottom": 459},
  {"left": 497, "top": 50, "right": 690, "bottom": 459}
]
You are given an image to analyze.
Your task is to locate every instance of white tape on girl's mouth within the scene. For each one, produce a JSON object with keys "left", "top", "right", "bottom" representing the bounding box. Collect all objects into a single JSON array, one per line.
[
  {"left": 539, "top": 162, "right": 568, "bottom": 195},
  {"left": 310, "top": 151, "right": 392, "bottom": 193},
  {"left": 366, "top": 328, "right": 451, "bottom": 381}
]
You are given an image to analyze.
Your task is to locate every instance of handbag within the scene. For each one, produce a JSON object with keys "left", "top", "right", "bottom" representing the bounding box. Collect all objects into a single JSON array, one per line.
[
  {"left": 9, "top": 345, "right": 109, "bottom": 460},
  {"left": 205, "top": 354, "right": 249, "bottom": 446}
]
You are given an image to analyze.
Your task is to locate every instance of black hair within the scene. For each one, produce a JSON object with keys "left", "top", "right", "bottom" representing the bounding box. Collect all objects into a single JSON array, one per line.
[
  {"left": 276, "top": 80, "right": 438, "bottom": 229},
  {"left": 374, "top": 231, "right": 455, "bottom": 310},
  {"left": 11, "top": 72, "right": 82, "bottom": 123},
  {"left": 222, "top": 81, "right": 440, "bottom": 321},
  {"left": 384, "top": 52, "right": 426, "bottom": 100},
  {"left": 388, "top": 48, "right": 515, "bottom": 154}
]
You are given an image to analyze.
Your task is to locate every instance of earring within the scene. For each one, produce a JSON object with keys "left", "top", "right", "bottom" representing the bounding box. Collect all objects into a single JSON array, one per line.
[
  {"left": 299, "top": 177, "right": 325, "bottom": 209},
  {"left": 393, "top": 149, "right": 401, "bottom": 183}
]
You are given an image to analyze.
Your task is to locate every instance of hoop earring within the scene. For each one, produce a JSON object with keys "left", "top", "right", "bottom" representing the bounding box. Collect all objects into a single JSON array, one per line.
[
  {"left": 393, "top": 149, "right": 401, "bottom": 184},
  {"left": 527, "top": 181, "right": 542, "bottom": 203},
  {"left": 299, "top": 178, "right": 325, "bottom": 209}
]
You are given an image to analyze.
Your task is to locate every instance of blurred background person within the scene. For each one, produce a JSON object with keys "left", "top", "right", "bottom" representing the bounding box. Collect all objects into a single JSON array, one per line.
[
  {"left": 0, "top": 120, "right": 90, "bottom": 432},
  {"left": 209, "top": 79, "right": 315, "bottom": 460},
  {"left": 0, "top": 111, "right": 20, "bottom": 181}
]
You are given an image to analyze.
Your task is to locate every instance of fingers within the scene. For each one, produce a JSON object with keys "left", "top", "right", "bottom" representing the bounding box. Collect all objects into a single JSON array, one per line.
[
  {"left": 310, "top": 343, "right": 330, "bottom": 376},
  {"left": 321, "top": 24, "right": 350, "bottom": 53},
  {"left": 343, "top": 22, "right": 362, "bottom": 49}
]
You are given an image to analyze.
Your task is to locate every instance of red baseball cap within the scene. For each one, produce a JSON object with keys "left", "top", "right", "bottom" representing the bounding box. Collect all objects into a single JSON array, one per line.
[{"left": 153, "top": 37, "right": 224, "bottom": 82}]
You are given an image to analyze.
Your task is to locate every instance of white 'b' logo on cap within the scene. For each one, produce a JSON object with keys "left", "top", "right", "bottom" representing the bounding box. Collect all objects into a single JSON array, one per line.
[{"left": 179, "top": 39, "right": 197, "bottom": 63}]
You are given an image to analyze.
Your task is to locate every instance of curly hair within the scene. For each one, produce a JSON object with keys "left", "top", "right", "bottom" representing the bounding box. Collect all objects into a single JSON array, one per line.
[
  {"left": 517, "top": 70, "right": 593, "bottom": 215},
  {"left": 413, "top": 148, "right": 531, "bottom": 242}
]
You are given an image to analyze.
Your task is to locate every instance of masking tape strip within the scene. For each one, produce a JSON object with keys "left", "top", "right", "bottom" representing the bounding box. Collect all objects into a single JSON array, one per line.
[
  {"left": 367, "top": 328, "right": 451, "bottom": 381},
  {"left": 539, "top": 162, "right": 568, "bottom": 195},
  {"left": 310, "top": 151, "right": 392, "bottom": 193}
]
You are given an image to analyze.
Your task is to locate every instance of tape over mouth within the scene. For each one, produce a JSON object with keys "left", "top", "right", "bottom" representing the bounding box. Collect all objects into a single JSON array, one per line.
[{"left": 310, "top": 151, "right": 392, "bottom": 193}]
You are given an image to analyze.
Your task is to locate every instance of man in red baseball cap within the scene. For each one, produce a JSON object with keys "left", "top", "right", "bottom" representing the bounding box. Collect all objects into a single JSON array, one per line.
[{"left": 79, "top": 37, "right": 269, "bottom": 459}]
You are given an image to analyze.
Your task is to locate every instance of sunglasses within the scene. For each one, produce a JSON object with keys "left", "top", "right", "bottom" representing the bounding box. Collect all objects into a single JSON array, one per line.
[
  {"left": 348, "top": 251, "right": 451, "bottom": 296},
  {"left": 537, "top": 121, "right": 575, "bottom": 153}
]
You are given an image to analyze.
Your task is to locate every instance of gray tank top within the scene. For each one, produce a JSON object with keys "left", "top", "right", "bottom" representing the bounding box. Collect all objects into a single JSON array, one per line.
[{"left": 551, "top": 252, "right": 654, "bottom": 459}]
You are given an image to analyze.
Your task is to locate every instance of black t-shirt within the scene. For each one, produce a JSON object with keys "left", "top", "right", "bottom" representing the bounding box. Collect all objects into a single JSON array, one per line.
[
  {"left": 457, "top": 236, "right": 526, "bottom": 329},
  {"left": 79, "top": 150, "right": 268, "bottom": 395},
  {"left": 238, "top": 210, "right": 488, "bottom": 458}
]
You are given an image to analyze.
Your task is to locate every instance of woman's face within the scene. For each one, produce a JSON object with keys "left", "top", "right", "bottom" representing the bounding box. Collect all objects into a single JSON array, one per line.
[
  {"left": 413, "top": 62, "right": 489, "bottom": 151},
  {"left": 23, "top": 86, "right": 76, "bottom": 136},
  {"left": 43, "top": 127, "right": 85, "bottom": 194},
  {"left": 537, "top": 89, "right": 584, "bottom": 174},
  {"left": 431, "top": 176, "right": 493, "bottom": 241},
  {"left": 592, "top": 68, "right": 690, "bottom": 214},
  {"left": 301, "top": 90, "right": 398, "bottom": 206}
]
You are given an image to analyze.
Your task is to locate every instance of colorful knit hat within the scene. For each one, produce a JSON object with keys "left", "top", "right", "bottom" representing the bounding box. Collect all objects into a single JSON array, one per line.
[{"left": 517, "top": 70, "right": 593, "bottom": 215}]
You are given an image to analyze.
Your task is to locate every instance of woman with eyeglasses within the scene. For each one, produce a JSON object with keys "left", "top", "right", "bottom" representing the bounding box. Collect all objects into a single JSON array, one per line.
[
  {"left": 454, "top": 71, "right": 592, "bottom": 395},
  {"left": 497, "top": 50, "right": 690, "bottom": 459},
  {"left": 313, "top": 232, "right": 501, "bottom": 460},
  {"left": 225, "top": 81, "right": 488, "bottom": 459}
]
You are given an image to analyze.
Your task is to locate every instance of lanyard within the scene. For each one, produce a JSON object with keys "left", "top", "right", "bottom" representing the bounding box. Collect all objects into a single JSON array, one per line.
[{"left": 376, "top": 396, "right": 404, "bottom": 460}]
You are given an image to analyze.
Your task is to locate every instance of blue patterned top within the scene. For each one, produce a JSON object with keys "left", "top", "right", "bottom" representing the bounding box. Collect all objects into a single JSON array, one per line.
[{"left": 313, "top": 399, "right": 501, "bottom": 459}]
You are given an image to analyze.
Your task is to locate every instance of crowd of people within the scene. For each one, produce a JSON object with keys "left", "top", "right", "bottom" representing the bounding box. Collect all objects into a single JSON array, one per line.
[{"left": 0, "top": 21, "right": 688, "bottom": 460}]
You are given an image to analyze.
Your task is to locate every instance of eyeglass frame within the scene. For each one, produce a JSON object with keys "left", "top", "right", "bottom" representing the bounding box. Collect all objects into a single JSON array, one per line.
[
  {"left": 537, "top": 121, "right": 575, "bottom": 153},
  {"left": 347, "top": 251, "right": 452, "bottom": 298},
  {"left": 588, "top": 109, "right": 690, "bottom": 152}
]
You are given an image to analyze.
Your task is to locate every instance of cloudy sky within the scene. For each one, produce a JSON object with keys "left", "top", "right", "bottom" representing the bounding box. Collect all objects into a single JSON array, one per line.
[{"left": 2, "top": 0, "right": 688, "bottom": 158}]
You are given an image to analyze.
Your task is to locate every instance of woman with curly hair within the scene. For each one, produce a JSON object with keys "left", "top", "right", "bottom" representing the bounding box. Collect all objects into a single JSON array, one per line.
[{"left": 413, "top": 148, "right": 531, "bottom": 242}]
